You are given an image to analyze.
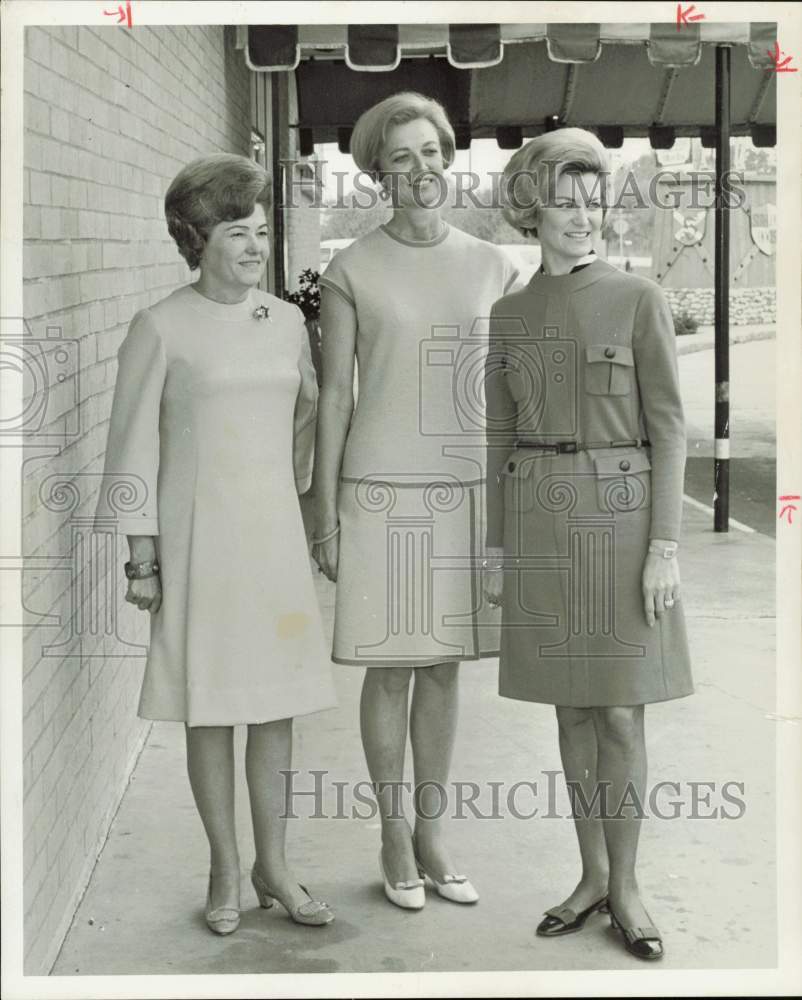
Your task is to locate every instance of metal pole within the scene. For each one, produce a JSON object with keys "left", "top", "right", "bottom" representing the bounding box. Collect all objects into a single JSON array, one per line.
[
  {"left": 270, "top": 72, "right": 285, "bottom": 299},
  {"left": 713, "top": 45, "right": 731, "bottom": 532}
]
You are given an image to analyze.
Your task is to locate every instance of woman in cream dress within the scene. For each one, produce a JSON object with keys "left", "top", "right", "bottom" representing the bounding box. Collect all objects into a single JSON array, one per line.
[
  {"left": 314, "top": 93, "right": 518, "bottom": 909},
  {"left": 96, "top": 154, "right": 337, "bottom": 934}
]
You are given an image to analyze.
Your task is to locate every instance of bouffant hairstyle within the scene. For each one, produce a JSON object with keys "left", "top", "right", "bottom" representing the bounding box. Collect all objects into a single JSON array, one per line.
[
  {"left": 164, "top": 154, "right": 272, "bottom": 270},
  {"left": 349, "top": 91, "right": 456, "bottom": 181},
  {"left": 501, "top": 128, "right": 611, "bottom": 238}
]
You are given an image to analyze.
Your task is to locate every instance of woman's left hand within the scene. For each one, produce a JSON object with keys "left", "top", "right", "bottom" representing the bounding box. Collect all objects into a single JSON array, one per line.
[{"left": 641, "top": 553, "right": 681, "bottom": 628}]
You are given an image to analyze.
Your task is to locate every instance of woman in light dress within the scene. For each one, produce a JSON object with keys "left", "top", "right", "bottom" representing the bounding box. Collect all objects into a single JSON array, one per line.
[
  {"left": 313, "top": 93, "right": 518, "bottom": 909},
  {"left": 96, "top": 154, "right": 337, "bottom": 934}
]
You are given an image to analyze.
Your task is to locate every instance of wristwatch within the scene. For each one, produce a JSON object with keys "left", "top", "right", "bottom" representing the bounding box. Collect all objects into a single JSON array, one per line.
[
  {"left": 648, "top": 541, "right": 678, "bottom": 560},
  {"left": 124, "top": 559, "right": 160, "bottom": 580}
]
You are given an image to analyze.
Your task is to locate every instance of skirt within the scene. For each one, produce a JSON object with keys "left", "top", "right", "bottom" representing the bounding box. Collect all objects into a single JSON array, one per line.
[
  {"left": 498, "top": 447, "right": 694, "bottom": 707},
  {"left": 332, "top": 476, "right": 499, "bottom": 667}
]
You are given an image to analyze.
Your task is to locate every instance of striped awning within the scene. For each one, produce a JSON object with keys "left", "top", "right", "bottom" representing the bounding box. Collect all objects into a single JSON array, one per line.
[
  {"left": 241, "top": 23, "right": 776, "bottom": 71},
  {"left": 236, "top": 22, "right": 777, "bottom": 144}
]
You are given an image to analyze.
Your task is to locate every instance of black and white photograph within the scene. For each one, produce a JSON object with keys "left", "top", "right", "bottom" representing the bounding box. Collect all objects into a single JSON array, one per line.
[{"left": 1, "top": 2, "right": 800, "bottom": 997}]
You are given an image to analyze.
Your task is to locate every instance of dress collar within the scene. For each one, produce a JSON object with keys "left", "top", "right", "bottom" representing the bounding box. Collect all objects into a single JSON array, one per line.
[{"left": 538, "top": 251, "right": 598, "bottom": 276}]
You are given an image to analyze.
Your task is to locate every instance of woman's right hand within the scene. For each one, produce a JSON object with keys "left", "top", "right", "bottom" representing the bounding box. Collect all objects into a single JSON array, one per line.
[
  {"left": 482, "top": 547, "right": 505, "bottom": 609},
  {"left": 314, "top": 534, "right": 339, "bottom": 583},
  {"left": 125, "top": 575, "right": 162, "bottom": 614},
  {"left": 483, "top": 568, "right": 503, "bottom": 609}
]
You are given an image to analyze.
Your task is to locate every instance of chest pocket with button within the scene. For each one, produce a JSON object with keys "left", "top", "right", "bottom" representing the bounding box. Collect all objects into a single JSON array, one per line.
[
  {"left": 584, "top": 344, "right": 635, "bottom": 396},
  {"left": 500, "top": 453, "right": 539, "bottom": 512},
  {"left": 593, "top": 449, "right": 651, "bottom": 513}
]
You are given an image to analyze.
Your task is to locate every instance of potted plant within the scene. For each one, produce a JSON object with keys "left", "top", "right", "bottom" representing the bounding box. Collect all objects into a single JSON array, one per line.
[{"left": 285, "top": 268, "right": 323, "bottom": 386}]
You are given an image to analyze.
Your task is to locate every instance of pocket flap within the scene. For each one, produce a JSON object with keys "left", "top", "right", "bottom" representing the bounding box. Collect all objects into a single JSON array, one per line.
[
  {"left": 593, "top": 449, "right": 652, "bottom": 478},
  {"left": 586, "top": 344, "right": 634, "bottom": 367}
]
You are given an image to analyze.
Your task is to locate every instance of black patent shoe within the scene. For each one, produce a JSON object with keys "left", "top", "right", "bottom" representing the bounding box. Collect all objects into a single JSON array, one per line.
[
  {"left": 608, "top": 906, "right": 664, "bottom": 960},
  {"left": 536, "top": 896, "right": 608, "bottom": 937}
]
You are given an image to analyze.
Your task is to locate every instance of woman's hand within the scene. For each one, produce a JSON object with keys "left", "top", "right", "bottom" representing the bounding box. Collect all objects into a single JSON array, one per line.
[
  {"left": 312, "top": 517, "right": 340, "bottom": 582},
  {"left": 482, "top": 546, "right": 505, "bottom": 609},
  {"left": 314, "top": 535, "right": 339, "bottom": 583},
  {"left": 125, "top": 574, "right": 162, "bottom": 614},
  {"left": 641, "top": 552, "right": 680, "bottom": 627}
]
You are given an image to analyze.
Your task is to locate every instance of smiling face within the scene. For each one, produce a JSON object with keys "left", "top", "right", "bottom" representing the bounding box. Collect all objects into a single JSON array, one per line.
[
  {"left": 536, "top": 169, "right": 604, "bottom": 269},
  {"left": 377, "top": 117, "right": 446, "bottom": 209},
  {"left": 199, "top": 203, "right": 270, "bottom": 294}
]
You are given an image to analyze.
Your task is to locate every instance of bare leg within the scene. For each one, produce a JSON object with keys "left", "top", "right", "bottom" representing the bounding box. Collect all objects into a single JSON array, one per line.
[
  {"left": 185, "top": 724, "right": 240, "bottom": 910},
  {"left": 245, "top": 717, "right": 309, "bottom": 913},
  {"left": 409, "top": 661, "right": 460, "bottom": 876},
  {"left": 360, "top": 666, "right": 416, "bottom": 884},
  {"left": 553, "top": 706, "right": 609, "bottom": 911},
  {"left": 593, "top": 705, "right": 651, "bottom": 928}
]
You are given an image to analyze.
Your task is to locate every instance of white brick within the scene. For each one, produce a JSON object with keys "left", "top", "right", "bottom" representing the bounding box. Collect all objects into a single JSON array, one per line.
[{"left": 25, "top": 27, "right": 51, "bottom": 67}]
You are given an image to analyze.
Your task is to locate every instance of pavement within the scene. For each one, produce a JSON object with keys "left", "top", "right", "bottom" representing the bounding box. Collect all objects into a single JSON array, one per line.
[
  {"left": 50, "top": 336, "right": 778, "bottom": 977},
  {"left": 680, "top": 334, "right": 776, "bottom": 536}
]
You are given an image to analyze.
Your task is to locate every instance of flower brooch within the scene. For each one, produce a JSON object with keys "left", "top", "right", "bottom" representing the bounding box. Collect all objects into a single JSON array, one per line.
[{"left": 252, "top": 305, "right": 272, "bottom": 322}]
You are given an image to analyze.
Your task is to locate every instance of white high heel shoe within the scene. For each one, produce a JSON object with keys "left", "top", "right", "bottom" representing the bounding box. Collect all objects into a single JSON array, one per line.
[
  {"left": 414, "top": 851, "right": 479, "bottom": 904},
  {"left": 378, "top": 850, "right": 425, "bottom": 910}
]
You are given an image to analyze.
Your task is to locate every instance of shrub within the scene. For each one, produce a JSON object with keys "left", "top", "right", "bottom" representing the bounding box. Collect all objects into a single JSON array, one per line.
[{"left": 673, "top": 310, "right": 699, "bottom": 337}]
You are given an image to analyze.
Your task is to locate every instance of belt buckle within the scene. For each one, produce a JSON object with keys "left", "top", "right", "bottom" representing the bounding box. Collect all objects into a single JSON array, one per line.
[{"left": 561, "top": 441, "right": 578, "bottom": 454}]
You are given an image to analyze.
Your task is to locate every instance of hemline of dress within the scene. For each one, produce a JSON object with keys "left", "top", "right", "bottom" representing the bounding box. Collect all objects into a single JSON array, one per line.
[
  {"left": 333, "top": 649, "right": 500, "bottom": 668},
  {"left": 497, "top": 685, "right": 696, "bottom": 709},
  {"left": 137, "top": 701, "right": 337, "bottom": 727}
]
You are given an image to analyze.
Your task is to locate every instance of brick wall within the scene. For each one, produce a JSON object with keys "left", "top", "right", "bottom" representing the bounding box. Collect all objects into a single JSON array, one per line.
[{"left": 22, "top": 24, "right": 250, "bottom": 974}]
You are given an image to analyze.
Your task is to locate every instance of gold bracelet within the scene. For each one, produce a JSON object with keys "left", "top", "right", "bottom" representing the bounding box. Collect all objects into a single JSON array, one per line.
[
  {"left": 481, "top": 557, "right": 505, "bottom": 571},
  {"left": 311, "top": 524, "right": 340, "bottom": 546}
]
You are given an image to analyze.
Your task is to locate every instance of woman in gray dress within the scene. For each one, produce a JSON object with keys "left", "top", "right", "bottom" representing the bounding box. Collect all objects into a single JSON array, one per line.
[{"left": 484, "top": 129, "right": 693, "bottom": 960}]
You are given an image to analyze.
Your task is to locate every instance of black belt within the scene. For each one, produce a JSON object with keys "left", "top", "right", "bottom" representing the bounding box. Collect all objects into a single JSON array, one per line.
[{"left": 513, "top": 438, "right": 650, "bottom": 453}]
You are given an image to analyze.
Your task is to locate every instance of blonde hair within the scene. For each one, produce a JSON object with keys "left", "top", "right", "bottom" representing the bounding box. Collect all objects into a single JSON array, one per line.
[
  {"left": 501, "top": 128, "right": 611, "bottom": 238},
  {"left": 350, "top": 91, "right": 456, "bottom": 180}
]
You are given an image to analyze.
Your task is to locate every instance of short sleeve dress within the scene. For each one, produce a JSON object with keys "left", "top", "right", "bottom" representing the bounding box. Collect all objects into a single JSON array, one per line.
[
  {"left": 94, "top": 284, "right": 338, "bottom": 726},
  {"left": 319, "top": 223, "right": 519, "bottom": 667}
]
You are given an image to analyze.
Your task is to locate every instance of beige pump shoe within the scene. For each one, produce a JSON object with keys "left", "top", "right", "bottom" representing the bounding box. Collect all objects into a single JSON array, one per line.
[
  {"left": 205, "top": 871, "right": 240, "bottom": 935},
  {"left": 251, "top": 865, "right": 334, "bottom": 926}
]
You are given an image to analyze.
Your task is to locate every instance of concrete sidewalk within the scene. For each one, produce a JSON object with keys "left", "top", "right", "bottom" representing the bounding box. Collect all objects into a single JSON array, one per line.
[
  {"left": 675, "top": 323, "right": 775, "bottom": 358},
  {"left": 52, "top": 497, "right": 776, "bottom": 976}
]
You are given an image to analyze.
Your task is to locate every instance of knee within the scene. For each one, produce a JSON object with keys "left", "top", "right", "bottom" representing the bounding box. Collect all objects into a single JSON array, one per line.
[
  {"left": 416, "top": 661, "right": 459, "bottom": 691},
  {"left": 365, "top": 666, "right": 413, "bottom": 696},
  {"left": 594, "top": 706, "right": 643, "bottom": 751},
  {"left": 556, "top": 706, "right": 594, "bottom": 741}
]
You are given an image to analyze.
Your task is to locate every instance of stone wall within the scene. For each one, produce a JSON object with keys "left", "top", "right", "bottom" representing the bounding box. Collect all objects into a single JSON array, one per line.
[{"left": 663, "top": 286, "right": 776, "bottom": 327}]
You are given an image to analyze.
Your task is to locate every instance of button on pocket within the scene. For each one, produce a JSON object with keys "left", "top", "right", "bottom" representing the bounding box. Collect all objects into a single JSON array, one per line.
[
  {"left": 593, "top": 450, "right": 651, "bottom": 513},
  {"left": 585, "top": 344, "right": 635, "bottom": 396}
]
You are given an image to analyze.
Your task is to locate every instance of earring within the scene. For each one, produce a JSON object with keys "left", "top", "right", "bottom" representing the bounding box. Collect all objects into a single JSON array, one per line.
[{"left": 379, "top": 186, "right": 390, "bottom": 202}]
